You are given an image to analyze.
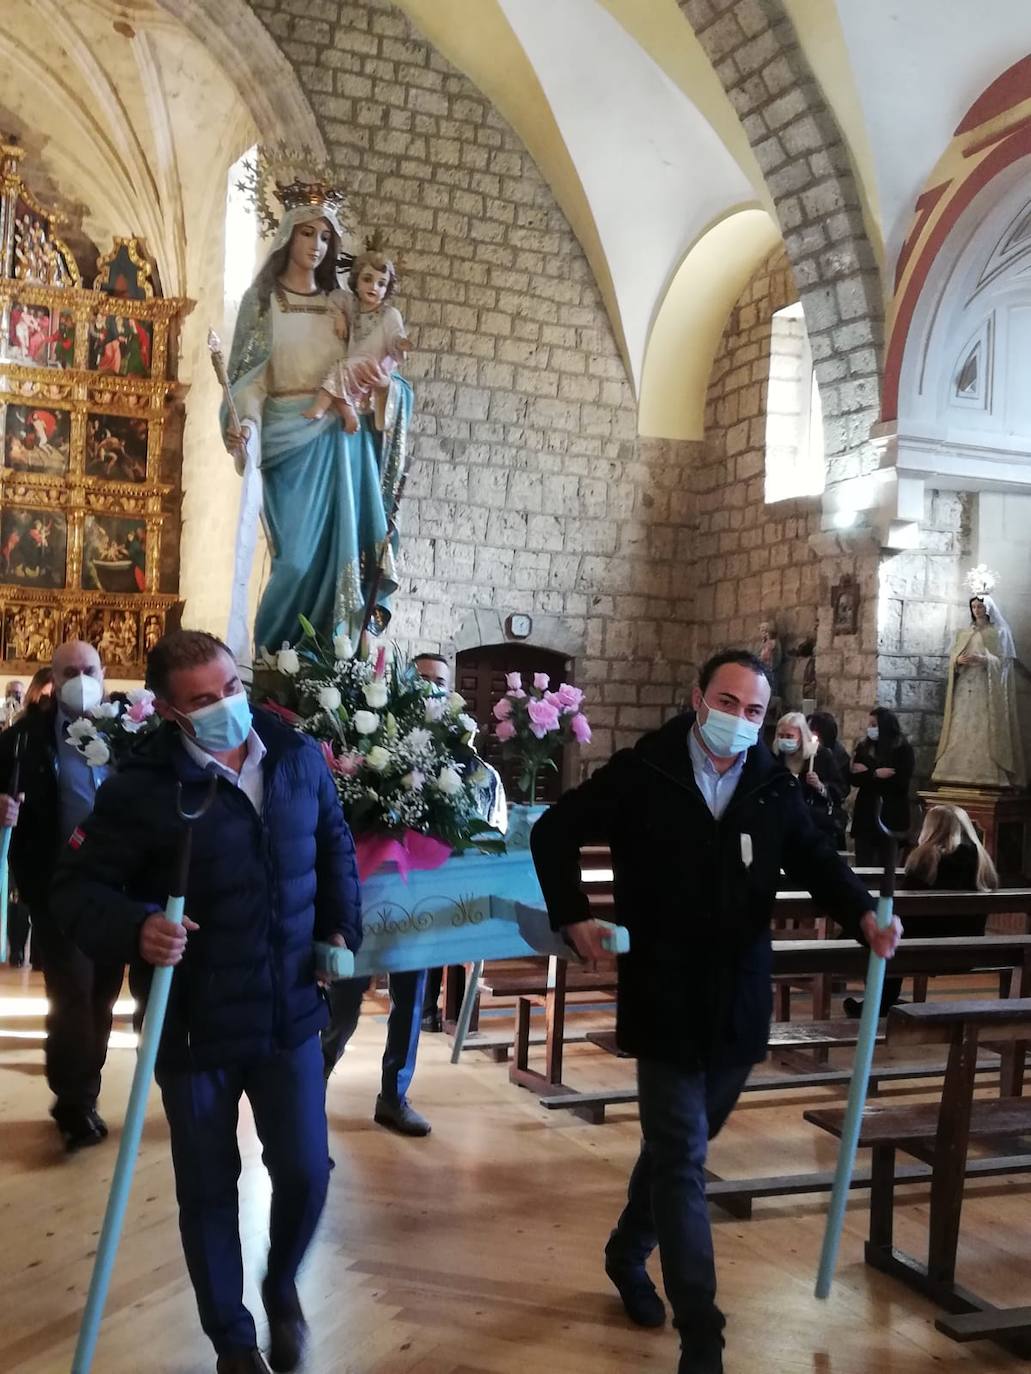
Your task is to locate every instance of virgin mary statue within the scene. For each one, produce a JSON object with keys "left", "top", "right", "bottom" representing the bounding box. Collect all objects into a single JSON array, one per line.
[
  {"left": 223, "top": 182, "right": 411, "bottom": 657},
  {"left": 932, "top": 593, "right": 1026, "bottom": 789}
]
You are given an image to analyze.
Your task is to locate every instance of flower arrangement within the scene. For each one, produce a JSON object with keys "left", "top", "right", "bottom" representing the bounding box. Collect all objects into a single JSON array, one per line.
[
  {"left": 965, "top": 563, "right": 998, "bottom": 597},
  {"left": 492, "top": 671, "right": 591, "bottom": 803},
  {"left": 254, "top": 619, "right": 504, "bottom": 870},
  {"left": 66, "top": 688, "right": 159, "bottom": 767}
]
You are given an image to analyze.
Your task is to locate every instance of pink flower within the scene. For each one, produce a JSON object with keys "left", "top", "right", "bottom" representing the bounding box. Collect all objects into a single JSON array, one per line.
[
  {"left": 505, "top": 671, "right": 522, "bottom": 691},
  {"left": 321, "top": 741, "right": 362, "bottom": 777},
  {"left": 495, "top": 718, "right": 517, "bottom": 742},
  {"left": 374, "top": 645, "right": 386, "bottom": 680},
  {"left": 509, "top": 688, "right": 526, "bottom": 700},
  {"left": 492, "top": 696, "right": 513, "bottom": 720},
  {"left": 570, "top": 712, "right": 592, "bottom": 744},
  {"left": 126, "top": 699, "right": 154, "bottom": 723},
  {"left": 533, "top": 672, "right": 550, "bottom": 691},
  {"left": 527, "top": 698, "right": 561, "bottom": 739},
  {"left": 555, "top": 683, "right": 585, "bottom": 713}
]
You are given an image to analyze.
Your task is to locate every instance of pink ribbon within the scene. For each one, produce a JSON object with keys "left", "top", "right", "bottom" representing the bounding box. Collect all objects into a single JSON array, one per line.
[{"left": 355, "top": 829, "right": 453, "bottom": 882}]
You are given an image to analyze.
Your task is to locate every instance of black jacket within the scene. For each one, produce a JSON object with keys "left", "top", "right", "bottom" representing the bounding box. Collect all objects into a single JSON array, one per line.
[
  {"left": 901, "top": 841, "right": 987, "bottom": 938},
  {"left": 778, "top": 746, "right": 847, "bottom": 845},
  {"left": 0, "top": 703, "right": 63, "bottom": 911},
  {"left": 50, "top": 709, "right": 363, "bottom": 1071},
  {"left": 850, "top": 735, "right": 914, "bottom": 839},
  {"left": 530, "top": 714, "right": 874, "bottom": 1070}
]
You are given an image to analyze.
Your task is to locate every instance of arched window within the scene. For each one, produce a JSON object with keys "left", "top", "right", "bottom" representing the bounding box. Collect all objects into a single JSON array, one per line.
[
  {"left": 223, "top": 145, "right": 260, "bottom": 340},
  {"left": 764, "top": 302, "right": 825, "bottom": 503}
]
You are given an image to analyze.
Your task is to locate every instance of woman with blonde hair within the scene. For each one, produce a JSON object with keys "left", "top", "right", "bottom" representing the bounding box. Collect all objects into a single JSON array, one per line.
[
  {"left": 771, "top": 710, "right": 846, "bottom": 845},
  {"left": 844, "top": 802, "right": 996, "bottom": 1017}
]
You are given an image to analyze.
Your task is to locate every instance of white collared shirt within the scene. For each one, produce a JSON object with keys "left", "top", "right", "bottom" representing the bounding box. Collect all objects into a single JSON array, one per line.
[
  {"left": 180, "top": 728, "right": 267, "bottom": 816},
  {"left": 686, "top": 724, "right": 747, "bottom": 820}
]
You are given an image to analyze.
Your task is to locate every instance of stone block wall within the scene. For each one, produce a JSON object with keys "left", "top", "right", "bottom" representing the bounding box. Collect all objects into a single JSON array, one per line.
[
  {"left": 247, "top": 0, "right": 700, "bottom": 762},
  {"left": 877, "top": 490, "right": 970, "bottom": 776}
]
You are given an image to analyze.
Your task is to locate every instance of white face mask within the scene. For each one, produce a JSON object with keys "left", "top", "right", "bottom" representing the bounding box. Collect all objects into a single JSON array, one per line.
[
  {"left": 59, "top": 673, "right": 104, "bottom": 717},
  {"left": 866, "top": 726, "right": 879, "bottom": 742},
  {"left": 776, "top": 737, "right": 800, "bottom": 754}
]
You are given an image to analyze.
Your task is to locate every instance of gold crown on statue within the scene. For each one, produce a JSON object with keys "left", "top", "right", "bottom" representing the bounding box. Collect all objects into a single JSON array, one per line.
[
  {"left": 965, "top": 563, "right": 998, "bottom": 596},
  {"left": 237, "top": 144, "right": 350, "bottom": 238},
  {"left": 346, "top": 228, "right": 406, "bottom": 285}
]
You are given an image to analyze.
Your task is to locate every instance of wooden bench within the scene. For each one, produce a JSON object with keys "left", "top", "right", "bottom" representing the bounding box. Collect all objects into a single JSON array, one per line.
[
  {"left": 539, "top": 932, "right": 1031, "bottom": 1127},
  {"left": 806, "top": 998, "right": 1031, "bottom": 1358}
]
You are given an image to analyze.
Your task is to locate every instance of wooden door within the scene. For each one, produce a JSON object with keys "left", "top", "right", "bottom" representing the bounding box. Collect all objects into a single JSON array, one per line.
[{"left": 456, "top": 643, "right": 572, "bottom": 803}]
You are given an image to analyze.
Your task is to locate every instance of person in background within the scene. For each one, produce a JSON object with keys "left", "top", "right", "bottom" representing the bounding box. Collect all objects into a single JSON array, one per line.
[
  {"left": 770, "top": 711, "right": 846, "bottom": 847},
  {"left": 51, "top": 630, "right": 362, "bottom": 1374},
  {"left": 1, "top": 679, "right": 25, "bottom": 728},
  {"left": 807, "top": 710, "right": 850, "bottom": 807},
  {"left": 849, "top": 706, "right": 914, "bottom": 866},
  {"left": 0, "top": 642, "right": 123, "bottom": 1150},
  {"left": 843, "top": 802, "right": 997, "bottom": 1018},
  {"left": 5, "top": 668, "right": 53, "bottom": 968},
  {"left": 529, "top": 649, "right": 898, "bottom": 1374}
]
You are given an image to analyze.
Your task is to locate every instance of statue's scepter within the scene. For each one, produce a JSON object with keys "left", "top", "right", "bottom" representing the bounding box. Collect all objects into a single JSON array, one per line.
[{"left": 207, "top": 328, "right": 244, "bottom": 447}]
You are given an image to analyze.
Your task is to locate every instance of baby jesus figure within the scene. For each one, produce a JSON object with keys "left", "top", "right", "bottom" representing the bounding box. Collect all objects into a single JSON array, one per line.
[{"left": 304, "top": 241, "right": 411, "bottom": 433}]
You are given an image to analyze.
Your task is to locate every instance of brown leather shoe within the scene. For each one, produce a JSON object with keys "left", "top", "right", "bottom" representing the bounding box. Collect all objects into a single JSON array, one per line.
[
  {"left": 215, "top": 1350, "right": 271, "bottom": 1373},
  {"left": 261, "top": 1277, "right": 307, "bottom": 1373}
]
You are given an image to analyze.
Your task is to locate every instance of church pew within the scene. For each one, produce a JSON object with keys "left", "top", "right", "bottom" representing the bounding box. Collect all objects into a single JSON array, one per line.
[{"left": 805, "top": 998, "right": 1031, "bottom": 1359}]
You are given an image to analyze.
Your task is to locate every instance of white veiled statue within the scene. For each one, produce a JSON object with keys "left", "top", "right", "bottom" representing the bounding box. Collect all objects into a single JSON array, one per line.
[{"left": 932, "top": 593, "right": 1026, "bottom": 788}]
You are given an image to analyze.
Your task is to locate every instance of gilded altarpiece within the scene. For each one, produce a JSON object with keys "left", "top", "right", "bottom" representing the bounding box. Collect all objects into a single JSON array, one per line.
[{"left": 0, "top": 143, "right": 191, "bottom": 675}]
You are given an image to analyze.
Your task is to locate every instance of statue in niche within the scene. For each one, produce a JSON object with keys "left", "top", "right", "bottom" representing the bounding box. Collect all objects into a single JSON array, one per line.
[
  {"left": 753, "top": 618, "right": 783, "bottom": 696},
  {"left": 932, "top": 573, "right": 1026, "bottom": 790},
  {"left": 223, "top": 154, "right": 413, "bottom": 658}
]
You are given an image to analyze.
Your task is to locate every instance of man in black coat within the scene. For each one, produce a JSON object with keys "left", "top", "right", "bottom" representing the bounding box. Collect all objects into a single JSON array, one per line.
[
  {"left": 0, "top": 639, "right": 123, "bottom": 1149},
  {"left": 51, "top": 630, "right": 362, "bottom": 1374},
  {"left": 530, "top": 650, "right": 901, "bottom": 1374}
]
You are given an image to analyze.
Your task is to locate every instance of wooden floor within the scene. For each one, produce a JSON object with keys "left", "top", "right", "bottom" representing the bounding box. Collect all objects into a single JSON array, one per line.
[{"left": 2, "top": 968, "right": 1031, "bottom": 1373}]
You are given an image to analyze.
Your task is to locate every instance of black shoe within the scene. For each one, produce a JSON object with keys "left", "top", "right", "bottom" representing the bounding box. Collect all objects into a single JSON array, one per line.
[
  {"left": 604, "top": 1253, "right": 666, "bottom": 1328},
  {"left": 87, "top": 1108, "right": 109, "bottom": 1139},
  {"left": 374, "top": 1095, "right": 432, "bottom": 1136},
  {"left": 51, "top": 1104, "right": 104, "bottom": 1152},
  {"left": 678, "top": 1346, "right": 723, "bottom": 1374},
  {"left": 9, "top": 949, "right": 24, "bottom": 968},
  {"left": 420, "top": 1010, "right": 443, "bottom": 1033},
  {"left": 261, "top": 1278, "right": 307, "bottom": 1373},
  {"left": 216, "top": 1351, "right": 271, "bottom": 1374}
]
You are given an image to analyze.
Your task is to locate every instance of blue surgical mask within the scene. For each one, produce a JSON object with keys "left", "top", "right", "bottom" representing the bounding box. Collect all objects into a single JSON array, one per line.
[
  {"left": 776, "top": 737, "right": 800, "bottom": 754},
  {"left": 178, "top": 692, "right": 252, "bottom": 753},
  {"left": 698, "top": 699, "right": 760, "bottom": 758},
  {"left": 866, "top": 726, "right": 879, "bottom": 741}
]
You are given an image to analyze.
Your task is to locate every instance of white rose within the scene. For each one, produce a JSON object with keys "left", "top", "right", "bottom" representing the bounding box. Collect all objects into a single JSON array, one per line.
[
  {"left": 457, "top": 713, "right": 478, "bottom": 737},
  {"left": 66, "top": 718, "right": 98, "bottom": 743},
  {"left": 318, "top": 685, "right": 342, "bottom": 712},
  {"left": 83, "top": 738, "right": 111, "bottom": 767},
  {"left": 277, "top": 647, "right": 300, "bottom": 676},
  {"left": 363, "top": 680, "right": 388, "bottom": 709},
  {"left": 402, "top": 769, "right": 425, "bottom": 791},
  {"left": 434, "top": 765, "right": 463, "bottom": 797},
  {"left": 365, "top": 745, "right": 391, "bottom": 772},
  {"left": 448, "top": 691, "right": 466, "bottom": 712},
  {"left": 333, "top": 632, "right": 354, "bottom": 660},
  {"left": 424, "top": 697, "right": 446, "bottom": 723},
  {"left": 353, "top": 709, "right": 379, "bottom": 736},
  {"left": 93, "top": 701, "right": 120, "bottom": 719}
]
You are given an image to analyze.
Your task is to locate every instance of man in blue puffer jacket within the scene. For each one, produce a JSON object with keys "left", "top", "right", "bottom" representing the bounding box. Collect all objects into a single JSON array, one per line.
[{"left": 51, "top": 630, "right": 362, "bottom": 1374}]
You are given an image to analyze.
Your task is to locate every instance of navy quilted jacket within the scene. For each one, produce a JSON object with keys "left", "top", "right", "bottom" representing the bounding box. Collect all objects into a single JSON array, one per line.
[{"left": 50, "top": 707, "right": 362, "bottom": 1071}]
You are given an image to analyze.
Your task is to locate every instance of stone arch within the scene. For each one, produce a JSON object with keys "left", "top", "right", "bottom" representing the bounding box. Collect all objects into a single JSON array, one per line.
[
  {"left": 154, "top": 0, "right": 325, "bottom": 154},
  {"left": 450, "top": 610, "right": 585, "bottom": 665},
  {"left": 679, "top": 0, "right": 884, "bottom": 486}
]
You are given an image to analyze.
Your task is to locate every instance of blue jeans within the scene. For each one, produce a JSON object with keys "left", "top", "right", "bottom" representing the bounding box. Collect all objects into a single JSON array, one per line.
[
  {"left": 322, "top": 969, "right": 427, "bottom": 1103},
  {"left": 608, "top": 1058, "right": 752, "bottom": 1337},
  {"left": 157, "top": 1035, "right": 329, "bottom": 1356}
]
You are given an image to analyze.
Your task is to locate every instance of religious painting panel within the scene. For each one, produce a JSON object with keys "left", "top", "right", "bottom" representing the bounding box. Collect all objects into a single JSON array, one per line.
[
  {"left": 81, "top": 513, "right": 147, "bottom": 594},
  {"left": 0, "top": 506, "right": 67, "bottom": 588},
  {"left": 86, "top": 606, "right": 140, "bottom": 666},
  {"left": 831, "top": 576, "right": 859, "bottom": 636},
  {"left": 3, "top": 402, "right": 72, "bottom": 475},
  {"left": 85, "top": 413, "right": 149, "bottom": 483},
  {"left": 3, "top": 602, "right": 59, "bottom": 664},
  {"left": 87, "top": 312, "right": 153, "bottom": 377}
]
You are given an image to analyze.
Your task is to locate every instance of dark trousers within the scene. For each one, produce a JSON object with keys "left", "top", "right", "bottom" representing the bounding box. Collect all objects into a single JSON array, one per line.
[
  {"left": 157, "top": 1034, "right": 329, "bottom": 1357},
  {"left": 32, "top": 907, "right": 124, "bottom": 1110},
  {"left": 608, "top": 1058, "right": 752, "bottom": 1341},
  {"left": 7, "top": 898, "right": 30, "bottom": 962},
  {"left": 322, "top": 968, "right": 427, "bottom": 1103}
]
